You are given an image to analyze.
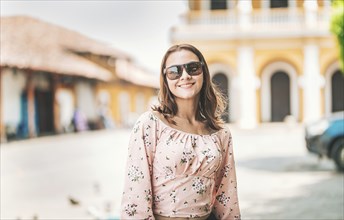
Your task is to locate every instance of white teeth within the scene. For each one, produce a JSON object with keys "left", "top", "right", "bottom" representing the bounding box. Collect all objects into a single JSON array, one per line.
[{"left": 179, "top": 83, "right": 193, "bottom": 88}]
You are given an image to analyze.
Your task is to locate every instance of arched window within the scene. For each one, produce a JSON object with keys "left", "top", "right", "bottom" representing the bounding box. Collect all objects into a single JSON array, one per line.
[
  {"left": 270, "top": 0, "right": 288, "bottom": 8},
  {"left": 212, "top": 73, "right": 230, "bottom": 122},
  {"left": 271, "top": 71, "right": 290, "bottom": 122},
  {"left": 331, "top": 70, "right": 344, "bottom": 112},
  {"left": 211, "top": 0, "right": 227, "bottom": 10}
]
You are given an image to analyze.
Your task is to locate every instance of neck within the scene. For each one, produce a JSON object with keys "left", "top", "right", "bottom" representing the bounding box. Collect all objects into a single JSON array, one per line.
[{"left": 174, "top": 97, "right": 200, "bottom": 122}]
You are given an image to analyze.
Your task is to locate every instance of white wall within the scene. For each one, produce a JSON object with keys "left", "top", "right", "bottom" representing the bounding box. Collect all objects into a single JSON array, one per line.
[
  {"left": 56, "top": 88, "right": 74, "bottom": 131},
  {"left": 119, "top": 91, "right": 130, "bottom": 127},
  {"left": 1, "top": 69, "right": 26, "bottom": 127},
  {"left": 75, "top": 81, "right": 97, "bottom": 121}
]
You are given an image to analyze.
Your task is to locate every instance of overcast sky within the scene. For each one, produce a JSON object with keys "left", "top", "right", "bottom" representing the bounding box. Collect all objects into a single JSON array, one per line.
[{"left": 1, "top": 0, "right": 188, "bottom": 74}]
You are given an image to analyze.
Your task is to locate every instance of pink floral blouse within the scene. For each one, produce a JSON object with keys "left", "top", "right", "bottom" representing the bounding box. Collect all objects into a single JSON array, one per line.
[{"left": 121, "top": 111, "right": 240, "bottom": 220}]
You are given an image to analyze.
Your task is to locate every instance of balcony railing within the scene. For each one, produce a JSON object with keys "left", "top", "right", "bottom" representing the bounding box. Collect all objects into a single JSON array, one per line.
[{"left": 181, "top": 8, "right": 331, "bottom": 32}]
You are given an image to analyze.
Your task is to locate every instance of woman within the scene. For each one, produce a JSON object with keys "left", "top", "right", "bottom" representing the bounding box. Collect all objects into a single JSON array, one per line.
[{"left": 121, "top": 44, "right": 240, "bottom": 220}]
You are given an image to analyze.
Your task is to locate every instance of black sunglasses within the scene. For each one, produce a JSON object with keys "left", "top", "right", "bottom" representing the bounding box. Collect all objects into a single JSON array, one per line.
[{"left": 164, "top": 61, "right": 203, "bottom": 80}]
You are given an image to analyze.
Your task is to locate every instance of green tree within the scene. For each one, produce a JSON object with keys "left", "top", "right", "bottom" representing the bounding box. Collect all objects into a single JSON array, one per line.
[{"left": 330, "top": 0, "right": 344, "bottom": 72}]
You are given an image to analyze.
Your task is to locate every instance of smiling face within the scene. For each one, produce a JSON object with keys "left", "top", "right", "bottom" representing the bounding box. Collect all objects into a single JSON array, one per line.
[{"left": 164, "top": 50, "right": 204, "bottom": 101}]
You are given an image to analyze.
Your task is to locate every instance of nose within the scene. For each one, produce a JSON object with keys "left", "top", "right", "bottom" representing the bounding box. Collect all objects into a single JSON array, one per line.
[{"left": 180, "top": 67, "right": 191, "bottom": 80}]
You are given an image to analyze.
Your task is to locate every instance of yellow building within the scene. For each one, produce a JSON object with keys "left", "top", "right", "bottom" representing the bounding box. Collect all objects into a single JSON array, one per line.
[
  {"left": 88, "top": 55, "right": 159, "bottom": 127},
  {"left": 171, "top": 0, "right": 343, "bottom": 128}
]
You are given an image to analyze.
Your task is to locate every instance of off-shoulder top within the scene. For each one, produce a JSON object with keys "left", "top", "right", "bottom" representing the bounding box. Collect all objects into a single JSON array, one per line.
[{"left": 121, "top": 111, "right": 240, "bottom": 220}]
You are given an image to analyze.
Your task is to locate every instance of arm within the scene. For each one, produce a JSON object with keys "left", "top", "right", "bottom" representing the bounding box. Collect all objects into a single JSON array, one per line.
[
  {"left": 212, "top": 129, "right": 241, "bottom": 220},
  {"left": 121, "top": 112, "right": 157, "bottom": 220}
]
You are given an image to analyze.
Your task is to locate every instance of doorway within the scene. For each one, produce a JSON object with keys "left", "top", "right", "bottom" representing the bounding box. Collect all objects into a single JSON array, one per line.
[
  {"left": 35, "top": 89, "right": 54, "bottom": 135},
  {"left": 212, "top": 73, "right": 230, "bottom": 122},
  {"left": 331, "top": 70, "right": 344, "bottom": 112},
  {"left": 271, "top": 71, "right": 290, "bottom": 122}
]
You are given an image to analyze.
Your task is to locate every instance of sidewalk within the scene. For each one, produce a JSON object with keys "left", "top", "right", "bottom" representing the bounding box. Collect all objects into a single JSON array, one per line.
[{"left": 1, "top": 124, "right": 343, "bottom": 219}]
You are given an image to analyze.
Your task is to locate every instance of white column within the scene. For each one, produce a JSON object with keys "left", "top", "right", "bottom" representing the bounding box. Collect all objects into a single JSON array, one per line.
[
  {"left": 200, "top": 0, "right": 210, "bottom": 25},
  {"left": 323, "top": 0, "right": 331, "bottom": 22},
  {"left": 301, "top": 44, "right": 323, "bottom": 123},
  {"left": 237, "top": 0, "right": 252, "bottom": 30},
  {"left": 289, "top": 0, "right": 297, "bottom": 8},
  {"left": 200, "top": 0, "right": 210, "bottom": 10},
  {"left": 230, "top": 76, "right": 240, "bottom": 123},
  {"left": 323, "top": 0, "right": 331, "bottom": 9},
  {"left": 304, "top": 0, "right": 318, "bottom": 28},
  {"left": 261, "top": 0, "right": 270, "bottom": 9},
  {"left": 237, "top": 46, "right": 257, "bottom": 129},
  {"left": 288, "top": 0, "right": 298, "bottom": 24},
  {"left": 227, "top": 0, "right": 235, "bottom": 9}
]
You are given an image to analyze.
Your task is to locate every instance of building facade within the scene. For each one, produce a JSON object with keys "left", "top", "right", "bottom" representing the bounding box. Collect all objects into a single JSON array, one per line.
[
  {"left": 0, "top": 16, "right": 158, "bottom": 142},
  {"left": 171, "top": 0, "right": 343, "bottom": 128}
]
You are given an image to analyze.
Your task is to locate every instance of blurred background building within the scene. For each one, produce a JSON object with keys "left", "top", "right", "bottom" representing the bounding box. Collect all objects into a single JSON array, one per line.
[
  {"left": 1, "top": 0, "right": 343, "bottom": 141},
  {"left": 0, "top": 16, "right": 158, "bottom": 142},
  {"left": 170, "top": 0, "right": 343, "bottom": 128}
]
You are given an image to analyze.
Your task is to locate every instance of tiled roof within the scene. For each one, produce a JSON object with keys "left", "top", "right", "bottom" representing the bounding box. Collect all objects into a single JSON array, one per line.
[{"left": 0, "top": 15, "right": 129, "bottom": 81}]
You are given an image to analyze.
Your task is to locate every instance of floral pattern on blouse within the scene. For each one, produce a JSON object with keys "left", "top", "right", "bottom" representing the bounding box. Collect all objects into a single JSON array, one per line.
[
  {"left": 121, "top": 111, "right": 240, "bottom": 220},
  {"left": 192, "top": 177, "right": 208, "bottom": 195},
  {"left": 127, "top": 165, "right": 144, "bottom": 182}
]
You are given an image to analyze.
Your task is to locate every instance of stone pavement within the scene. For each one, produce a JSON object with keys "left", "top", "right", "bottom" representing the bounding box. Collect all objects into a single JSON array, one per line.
[
  {"left": 1, "top": 124, "right": 343, "bottom": 220},
  {"left": 231, "top": 124, "right": 343, "bottom": 219}
]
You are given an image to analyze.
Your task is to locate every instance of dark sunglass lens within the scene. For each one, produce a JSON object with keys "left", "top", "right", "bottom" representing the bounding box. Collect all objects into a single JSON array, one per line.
[
  {"left": 186, "top": 62, "right": 202, "bottom": 75},
  {"left": 166, "top": 66, "right": 181, "bottom": 80}
]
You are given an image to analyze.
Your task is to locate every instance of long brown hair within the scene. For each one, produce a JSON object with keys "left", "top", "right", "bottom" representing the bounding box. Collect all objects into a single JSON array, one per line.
[{"left": 152, "top": 44, "right": 227, "bottom": 131}]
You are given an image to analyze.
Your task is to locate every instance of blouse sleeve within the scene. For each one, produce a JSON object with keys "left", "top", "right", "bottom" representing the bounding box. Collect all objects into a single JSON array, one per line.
[
  {"left": 121, "top": 112, "right": 158, "bottom": 220},
  {"left": 212, "top": 128, "right": 241, "bottom": 220}
]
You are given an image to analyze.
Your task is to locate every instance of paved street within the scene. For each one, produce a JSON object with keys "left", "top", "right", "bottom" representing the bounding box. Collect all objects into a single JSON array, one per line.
[{"left": 1, "top": 124, "right": 343, "bottom": 220}]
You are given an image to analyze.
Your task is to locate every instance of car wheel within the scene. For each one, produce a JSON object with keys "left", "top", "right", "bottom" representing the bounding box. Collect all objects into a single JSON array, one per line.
[{"left": 332, "top": 138, "right": 344, "bottom": 172}]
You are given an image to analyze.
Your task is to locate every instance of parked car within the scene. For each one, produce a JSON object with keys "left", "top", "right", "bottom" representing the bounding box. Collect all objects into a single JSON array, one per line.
[{"left": 305, "top": 111, "right": 344, "bottom": 171}]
